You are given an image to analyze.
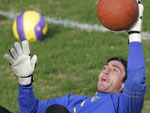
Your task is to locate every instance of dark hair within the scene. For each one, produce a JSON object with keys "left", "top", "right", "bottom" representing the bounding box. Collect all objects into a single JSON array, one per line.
[
  {"left": 106, "top": 56, "right": 127, "bottom": 82},
  {"left": 0, "top": 106, "right": 11, "bottom": 113},
  {"left": 46, "top": 104, "right": 70, "bottom": 113}
]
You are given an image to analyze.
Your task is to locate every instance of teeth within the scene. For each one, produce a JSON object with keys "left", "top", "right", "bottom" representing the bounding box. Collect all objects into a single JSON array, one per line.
[
  {"left": 101, "top": 76, "right": 108, "bottom": 82},
  {"left": 101, "top": 78, "right": 106, "bottom": 81}
]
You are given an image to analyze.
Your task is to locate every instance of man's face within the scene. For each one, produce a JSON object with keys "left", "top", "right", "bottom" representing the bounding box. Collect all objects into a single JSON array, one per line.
[{"left": 97, "top": 60, "right": 126, "bottom": 93}]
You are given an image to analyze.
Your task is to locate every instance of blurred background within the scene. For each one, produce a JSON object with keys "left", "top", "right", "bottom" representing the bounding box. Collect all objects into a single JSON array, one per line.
[{"left": 0, "top": 0, "right": 149, "bottom": 112}]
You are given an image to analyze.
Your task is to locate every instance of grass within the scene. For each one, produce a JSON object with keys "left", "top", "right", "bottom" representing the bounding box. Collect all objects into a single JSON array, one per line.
[{"left": 0, "top": 0, "right": 150, "bottom": 113}]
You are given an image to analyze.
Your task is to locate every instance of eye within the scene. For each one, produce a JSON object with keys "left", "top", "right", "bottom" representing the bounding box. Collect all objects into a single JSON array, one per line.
[
  {"left": 113, "top": 68, "right": 119, "bottom": 73},
  {"left": 103, "top": 66, "right": 107, "bottom": 70}
]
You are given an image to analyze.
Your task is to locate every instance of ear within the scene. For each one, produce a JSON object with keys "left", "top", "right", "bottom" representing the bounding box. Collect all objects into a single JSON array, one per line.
[{"left": 119, "top": 82, "right": 125, "bottom": 92}]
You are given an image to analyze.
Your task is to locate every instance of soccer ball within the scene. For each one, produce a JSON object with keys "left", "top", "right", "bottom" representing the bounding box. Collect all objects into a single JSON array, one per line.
[{"left": 13, "top": 10, "right": 48, "bottom": 42}]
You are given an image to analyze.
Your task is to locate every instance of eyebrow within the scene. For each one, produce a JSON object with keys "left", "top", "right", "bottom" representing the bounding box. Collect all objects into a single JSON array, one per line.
[
  {"left": 112, "top": 64, "right": 122, "bottom": 73},
  {"left": 103, "top": 64, "right": 122, "bottom": 73}
]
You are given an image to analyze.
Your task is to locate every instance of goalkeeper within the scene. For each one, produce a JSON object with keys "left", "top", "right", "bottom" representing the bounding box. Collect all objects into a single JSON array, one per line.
[{"left": 4, "top": 0, "right": 146, "bottom": 113}]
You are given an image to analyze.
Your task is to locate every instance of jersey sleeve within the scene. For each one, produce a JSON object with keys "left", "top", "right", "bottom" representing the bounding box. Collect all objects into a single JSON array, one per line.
[
  {"left": 18, "top": 84, "right": 87, "bottom": 113},
  {"left": 122, "top": 42, "right": 146, "bottom": 113},
  {"left": 18, "top": 84, "right": 38, "bottom": 113}
]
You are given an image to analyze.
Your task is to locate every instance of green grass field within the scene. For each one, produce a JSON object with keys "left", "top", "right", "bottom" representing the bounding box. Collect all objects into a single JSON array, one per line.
[{"left": 0, "top": 0, "right": 150, "bottom": 112}]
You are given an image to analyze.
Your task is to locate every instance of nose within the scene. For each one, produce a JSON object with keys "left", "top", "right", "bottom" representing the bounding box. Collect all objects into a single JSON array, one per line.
[{"left": 103, "top": 67, "right": 110, "bottom": 75}]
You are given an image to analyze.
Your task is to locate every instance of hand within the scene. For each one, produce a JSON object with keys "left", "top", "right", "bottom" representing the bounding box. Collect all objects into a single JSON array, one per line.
[
  {"left": 126, "top": 0, "right": 144, "bottom": 43},
  {"left": 4, "top": 40, "right": 37, "bottom": 85}
]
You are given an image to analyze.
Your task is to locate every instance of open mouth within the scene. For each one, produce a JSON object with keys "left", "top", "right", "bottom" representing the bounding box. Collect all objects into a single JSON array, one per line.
[
  {"left": 100, "top": 76, "right": 110, "bottom": 83},
  {"left": 101, "top": 77, "right": 106, "bottom": 81}
]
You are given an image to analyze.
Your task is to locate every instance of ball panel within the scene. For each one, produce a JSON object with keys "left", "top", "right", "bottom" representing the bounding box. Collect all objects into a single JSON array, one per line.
[
  {"left": 24, "top": 11, "right": 40, "bottom": 27},
  {"left": 17, "top": 13, "right": 26, "bottom": 40},
  {"left": 42, "top": 22, "right": 48, "bottom": 35},
  {"left": 12, "top": 19, "right": 20, "bottom": 40},
  {"left": 24, "top": 11, "right": 40, "bottom": 42},
  {"left": 34, "top": 14, "right": 45, "bottom": 40},
  {"left": 25, "top": 28, "right": 37, "bottom": 43}
]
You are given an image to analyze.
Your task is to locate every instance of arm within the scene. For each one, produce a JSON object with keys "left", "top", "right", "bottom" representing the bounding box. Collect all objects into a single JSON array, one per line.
[
  {"left": 125, "top": 43, "right": 146, "bottom": 92},
  {"left": 4, "top": 41, "right": 66, "bottom": 113},
  {"left": 18, "top": 84, "right": 38, "bottom": 113},
  {"left": 18, "top": 84, "right": 87, "bottom": 113},
  {"left": 122, "top": 1, "right": 146, "bottom": 113},
  {"left": 18, "top": 84, "right": 71, "bottom": 113},
  {"left": 123, "top": 42, "right": 146, "bottom": 113},
  {"left": 4, "top": 41, "right": 86, "bottom": 113},
  {"left": 4, "top": 40, "right": 39, "bottom": 113}
]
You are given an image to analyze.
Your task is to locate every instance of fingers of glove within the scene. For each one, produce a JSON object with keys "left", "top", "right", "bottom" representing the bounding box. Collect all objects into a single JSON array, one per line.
[
  {"left": 126, "top": 0, "right": 143, "bottom": 32},
  {"left": 14, "top": 42, "right": 23, "bottom": 56},
  {"left": 138, "top": 2, "right": 144, "bottom": 19},
  {"left": 22, "top": 40, "right": 30, "bottom": 56},
  {"left": 31, "top": 55, "right": 38, "bottom": 69},
  {"left": 4, "top": 54, "right": 14, "bottom": 64},
  {"left": 9, "top": 48, "right": 18, "bottom": 60}
]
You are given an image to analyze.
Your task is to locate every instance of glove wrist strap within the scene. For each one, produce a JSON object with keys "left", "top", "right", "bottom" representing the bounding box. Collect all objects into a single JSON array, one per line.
[
  {"left": 19, "top": 75, "right": 33, "bottom": 86},
  {"left": 128, "top": 31, "right": 140, "bottom": 34},
  {"left": 129, "top": 33, "right": 141, "bottom": 43}
]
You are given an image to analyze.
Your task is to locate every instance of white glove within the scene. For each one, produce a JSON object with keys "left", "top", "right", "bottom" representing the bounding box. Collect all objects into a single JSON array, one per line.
[
  {"left": 126, "top": 0, "right": 144, "bottom": 43},
  {"left": 4, "top": 40, "right": 37, "bottom": 86}
]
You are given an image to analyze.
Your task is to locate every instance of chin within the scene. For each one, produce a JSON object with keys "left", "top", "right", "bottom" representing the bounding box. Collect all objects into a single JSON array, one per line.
[{"left": 97, "top": 86, "right": 107, "bottom": 93}]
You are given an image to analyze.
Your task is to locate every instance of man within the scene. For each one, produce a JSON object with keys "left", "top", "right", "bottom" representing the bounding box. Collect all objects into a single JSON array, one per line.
[{"left": 4, "top": 1, "right": 146, "bottom": 113}]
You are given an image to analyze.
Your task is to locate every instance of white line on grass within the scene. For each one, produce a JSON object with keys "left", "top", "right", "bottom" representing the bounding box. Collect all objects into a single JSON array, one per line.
[{"left": 0, "top": 11, "right": 150, "bottom": 40}]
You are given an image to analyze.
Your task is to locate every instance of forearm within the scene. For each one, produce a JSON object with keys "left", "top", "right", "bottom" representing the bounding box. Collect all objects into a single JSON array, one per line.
[
  {"left": 128, "top": 42, "right": 145, "bottom": 70},
  {"left": 125, "top": 42, "right": 146, "bottom": 92},
  {"left": 124, "top": 1, "right": 146, "bottom": 93},
  {"left": 18, "top": 84, "right": 38, "bottom": 113},
  {"left": 122, "top": 42, "right": 146, "bottom": 113},
  {"left": 122, "top": 2, "right": 146, "bottom": 113},
  {"left": 18, "top": 84, "right": 70, "bottom": 113}
]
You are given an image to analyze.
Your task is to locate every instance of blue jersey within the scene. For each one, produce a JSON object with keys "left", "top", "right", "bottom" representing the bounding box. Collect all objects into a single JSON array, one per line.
[{"left": 18, "top": 42, "right": 146, "bottom": 113}]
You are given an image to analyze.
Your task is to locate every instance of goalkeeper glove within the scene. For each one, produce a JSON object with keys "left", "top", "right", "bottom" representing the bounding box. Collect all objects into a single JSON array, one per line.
[
  {"left": 126, "top": 0, "right": 144, "bottom": 43},
  {"left": 4, "top": 40, "right": 37, "bottom": 86}
]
